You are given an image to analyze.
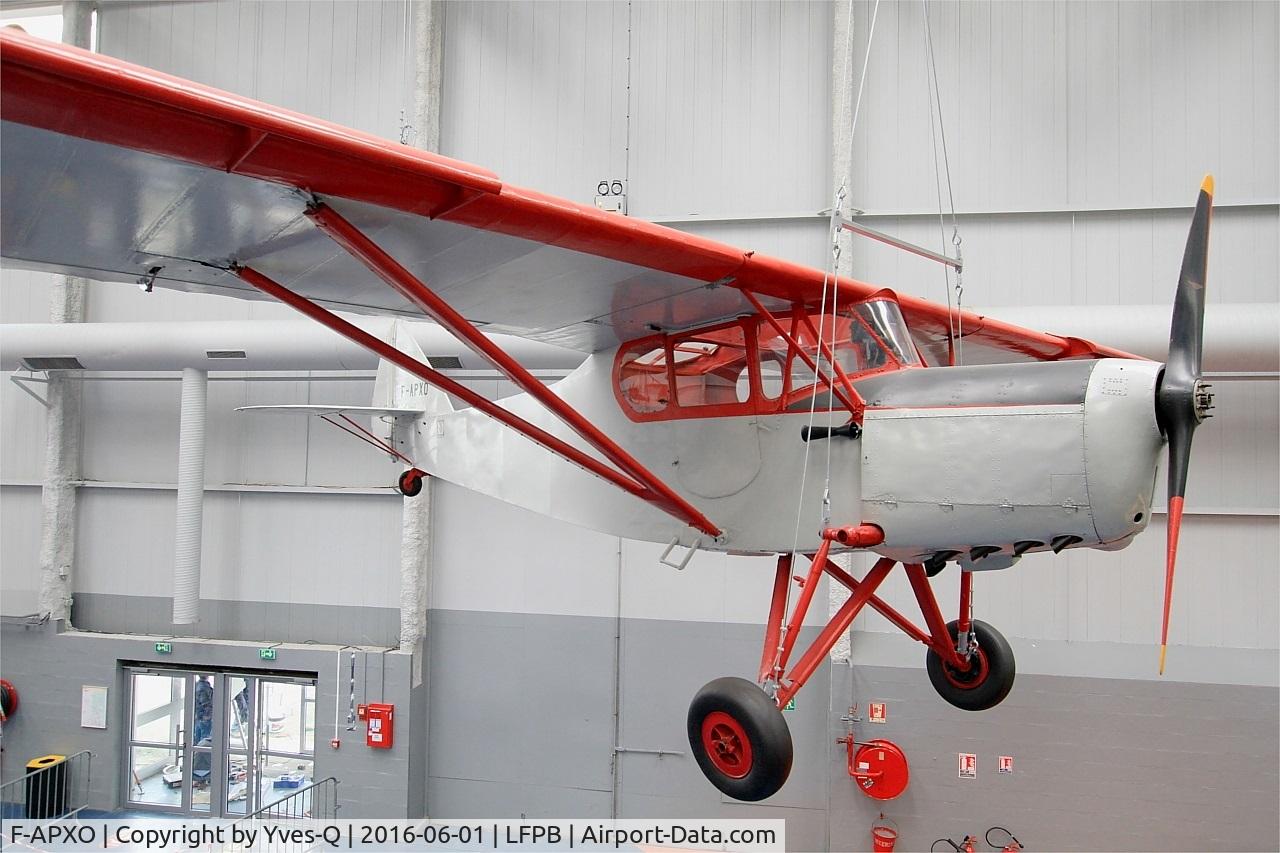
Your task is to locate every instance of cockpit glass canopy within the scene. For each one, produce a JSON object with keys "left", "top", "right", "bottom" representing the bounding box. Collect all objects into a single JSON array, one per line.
[
  {"left": 614, "top": 296, "right": 919, "bottom": 421},
  {"left": 854, "top": 298, "right": 922, "bottom": 367}
]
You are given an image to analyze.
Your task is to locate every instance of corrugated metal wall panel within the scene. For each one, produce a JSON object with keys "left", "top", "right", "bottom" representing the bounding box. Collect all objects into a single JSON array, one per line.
[
  {"left": 0, "top": 486, "right": 43, "bottom": 613},
  {"left": 440, "top": 1, "right": 629, "bottom": 204},
  {"left": 628, "top": 0, "right": 830, "bottom": 220},
  {"left": 848, "top": 0, "right": 1278, "bottom": 213},
  {"left": 75, "top": 488, "right": 400, "bottom": 609}
]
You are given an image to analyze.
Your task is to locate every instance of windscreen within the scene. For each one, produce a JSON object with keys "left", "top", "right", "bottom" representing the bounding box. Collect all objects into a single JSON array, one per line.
[{"left": 854, "top": 299, "right": 922, "bottom": 366}]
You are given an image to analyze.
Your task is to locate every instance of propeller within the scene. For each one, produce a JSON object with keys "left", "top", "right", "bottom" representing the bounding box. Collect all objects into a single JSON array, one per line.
[{"left": 1154, "top": 175, "right": 1215, "bottom": 675}]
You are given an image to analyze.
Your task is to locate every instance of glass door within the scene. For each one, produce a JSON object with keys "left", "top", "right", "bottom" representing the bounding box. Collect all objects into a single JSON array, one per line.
[
  {"left": 223, "top": 675, "right": 255, "bottom": 816},
  {"left": 189, "top": 673, "right": 218, "bottom": 814},
  {"left": 125, "top": 670, "right": 190, "bottom": 812},
  {"left": 253, "top": 679, "right": 316, "bottom": 812},
  {"left": 124, "top": 668, "right": 316, "bottom": 817}
]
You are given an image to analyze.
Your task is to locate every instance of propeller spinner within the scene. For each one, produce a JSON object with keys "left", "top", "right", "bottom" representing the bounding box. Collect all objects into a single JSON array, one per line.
[{"left": 1154, "top": 175, "right": 1215, "bottom": 675}]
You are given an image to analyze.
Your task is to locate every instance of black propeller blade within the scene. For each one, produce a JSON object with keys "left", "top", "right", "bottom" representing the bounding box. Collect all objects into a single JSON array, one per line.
[{"left": 1154, "top": 175, "right": 1215, "bottom": 674}]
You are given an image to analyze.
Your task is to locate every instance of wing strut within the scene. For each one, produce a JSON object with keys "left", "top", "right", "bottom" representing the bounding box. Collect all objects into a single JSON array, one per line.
[
  {"left": 233, "top": 263, "right": 720, "bottom": 538},
  {"left": 740, "top": 290, "right": 865, "bottom": 422}
]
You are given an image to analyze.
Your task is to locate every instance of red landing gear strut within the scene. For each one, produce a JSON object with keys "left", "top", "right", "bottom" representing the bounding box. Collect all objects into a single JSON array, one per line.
[{"left": 687, "top": 525, "right": 1015, "bottom": 801}]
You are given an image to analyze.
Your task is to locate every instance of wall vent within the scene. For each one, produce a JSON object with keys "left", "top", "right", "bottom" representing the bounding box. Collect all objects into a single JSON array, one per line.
[
  {"left": 21, "top": 356, "right": 84, "bottom": 371},
  {"left": 425, "top": 356, "right": 463, "bottom": 369},
  {"left": 206, "top": 350, "right": 247, "bottom": 359}
]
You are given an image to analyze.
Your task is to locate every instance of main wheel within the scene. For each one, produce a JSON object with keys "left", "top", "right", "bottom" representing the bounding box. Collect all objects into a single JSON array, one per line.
[
  {"left": 397, "top": 468, "right": 425, "bottom": 497},
  {"left": 925, "top": 620, "right": 1015, "bottom": 711},
  {"left": 687, "top": 677, "right": 792, "bottom": 801}
]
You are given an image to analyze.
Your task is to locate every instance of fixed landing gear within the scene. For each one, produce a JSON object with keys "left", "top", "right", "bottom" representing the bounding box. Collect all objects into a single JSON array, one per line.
[
  {"left": 926, "top": 619, "right": 1015, "bottom": 711},
  {"left": 687, "top": 677, "right": 793, "bottom": 802},
  {"left": 397, "top": 467, "right": 427, "bottom": 496},
  {"left": 686, "top": 527, "right": 1016, "bottom": 800}
]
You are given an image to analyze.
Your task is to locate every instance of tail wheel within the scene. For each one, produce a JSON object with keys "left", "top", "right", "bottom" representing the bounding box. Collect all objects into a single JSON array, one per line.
[
  {"left": 687, "top": 677, "right": 792, "bottom": 801},
  {"left": 926, "top": 620, "right": 1015, "bottom": 711},
  {"left": 397, "top": 468, "right": 426, "bottom": 497}
]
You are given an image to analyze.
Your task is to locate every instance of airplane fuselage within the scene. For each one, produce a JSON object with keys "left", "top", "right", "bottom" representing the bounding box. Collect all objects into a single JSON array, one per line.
[{"left": 405, "top": 352, "right": 1164, "bottom": 567}]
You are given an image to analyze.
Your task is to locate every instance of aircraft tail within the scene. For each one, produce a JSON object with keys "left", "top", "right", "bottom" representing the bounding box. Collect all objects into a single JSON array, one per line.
[{"left": 371, "top": 320, "right": 455, "bottom": 417}]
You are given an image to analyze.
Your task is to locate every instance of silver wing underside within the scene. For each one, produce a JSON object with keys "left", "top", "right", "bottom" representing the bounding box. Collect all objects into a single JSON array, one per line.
[{"left": 1, "top": 121, "right": 765, "bottom": 353}]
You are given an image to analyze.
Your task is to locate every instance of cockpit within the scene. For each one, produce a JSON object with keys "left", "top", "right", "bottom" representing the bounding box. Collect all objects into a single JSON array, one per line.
[{"left": 614, "top": 295, "right": 921, "bottom": 421}]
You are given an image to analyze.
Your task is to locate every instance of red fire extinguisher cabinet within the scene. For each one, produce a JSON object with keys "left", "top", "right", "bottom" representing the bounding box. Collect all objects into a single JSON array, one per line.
[{"left": 366, "top": 703, "right": 394, "bottom": 749}]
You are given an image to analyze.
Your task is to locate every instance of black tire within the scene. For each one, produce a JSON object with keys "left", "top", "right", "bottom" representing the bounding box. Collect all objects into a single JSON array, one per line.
[
  {"left": 397, "top": 468, "right": 424, "bottom": 497},
  {"left": 687, "top": 677, "right": 792, "bottom": 801},
  {"left": 926, "top": 620, "right": 1015, "bottom": 711}
]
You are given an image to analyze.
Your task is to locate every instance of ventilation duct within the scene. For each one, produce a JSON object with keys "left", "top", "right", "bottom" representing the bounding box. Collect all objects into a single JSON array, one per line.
[{"left": 172, "top": 368, "right": 207, "bottom": 625}]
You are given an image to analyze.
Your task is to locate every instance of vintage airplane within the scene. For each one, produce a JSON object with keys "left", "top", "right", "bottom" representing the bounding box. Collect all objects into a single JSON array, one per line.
[{"left": 0, "top": 29, "right": 1214, "bottom": 801}]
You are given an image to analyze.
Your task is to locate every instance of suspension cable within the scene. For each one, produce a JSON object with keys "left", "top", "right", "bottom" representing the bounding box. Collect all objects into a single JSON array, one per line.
[
  {"left": 775, "top": 0, "right": 883, "bottom": 689},
  {"left": 841, "top": 0, "right": 882, "bottom": 199},
  {"left": 922, "top": 0, "right": 964, "bottom": 364}
]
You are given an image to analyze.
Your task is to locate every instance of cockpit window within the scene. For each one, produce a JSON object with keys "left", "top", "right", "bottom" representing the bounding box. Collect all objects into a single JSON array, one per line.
[
  {"left": 614, "top": 297, "right": 918, "bottom": 421},
  {"left": 671, "top": 325, "right": 749, "bottom": 409},
  {"left": 854, "top": 298, "right": 922, "bottom": 366},
  {"left": 618, "top": 344, "right": 671, "bottom": 413}
]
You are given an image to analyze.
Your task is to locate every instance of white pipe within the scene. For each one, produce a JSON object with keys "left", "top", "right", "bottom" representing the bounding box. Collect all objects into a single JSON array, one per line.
[
  {"left": 0, "top": 319, "right": 586, "bottom": 373},
  {"left": 172, "top": 368, "right": 207, "bottom": 625}
]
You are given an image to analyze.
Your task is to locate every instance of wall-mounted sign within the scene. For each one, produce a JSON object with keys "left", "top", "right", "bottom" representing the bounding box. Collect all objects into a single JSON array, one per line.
[
  {"left": 958, "top": 752, "right": 977, "bottom": 779},
  {"left": 868, "top": 702, "right": 887, "bottom": 723},
  {"left": 998, "top": 755, "right": 1013, "bottom": 774},
  {"left": 154, "top": 642, "right": 172, "bottom": 655},
  {"left": 259, "top": 648, "right": 277, "bottom": 661},
  {"left": 80, "top": 685, "right": 108, "bottom": 729}
]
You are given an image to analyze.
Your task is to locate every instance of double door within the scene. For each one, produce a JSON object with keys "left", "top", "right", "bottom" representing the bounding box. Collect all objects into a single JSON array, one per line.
[{"left": 124, "top": 668, "right": 315, "bottom": 817}]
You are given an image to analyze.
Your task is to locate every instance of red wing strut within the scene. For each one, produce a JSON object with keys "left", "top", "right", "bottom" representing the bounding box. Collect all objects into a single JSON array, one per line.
[{"left": 233, "top": 259, "right": 721, "bottom": 539}]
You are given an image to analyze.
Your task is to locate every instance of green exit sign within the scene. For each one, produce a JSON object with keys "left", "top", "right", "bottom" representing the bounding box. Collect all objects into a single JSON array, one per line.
[
  {"left": 155, "top": 642, "right": 172, "bottom": 655},
  {"left": 784, "top": 698, "right": 796, "bottom": 711},
  {"left": 259, "top": 648, "right": 277, "bottom": 661}
]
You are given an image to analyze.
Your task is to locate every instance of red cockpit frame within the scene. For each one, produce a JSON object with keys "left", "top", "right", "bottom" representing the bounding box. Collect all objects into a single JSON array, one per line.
[{"left": 612, "top": 295, "right": 922, "bottom": 425}]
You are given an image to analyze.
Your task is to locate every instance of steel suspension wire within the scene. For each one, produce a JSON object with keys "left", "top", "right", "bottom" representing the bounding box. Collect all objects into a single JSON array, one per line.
[
  {"left": 922, "top": 0, "right": 965, "bottom": 364},
  {"left": 775, "top": 0, "right": 885, "bottom": 690},
  {"left": 840, "top": 0, "right": 883, "bottom": 200}
]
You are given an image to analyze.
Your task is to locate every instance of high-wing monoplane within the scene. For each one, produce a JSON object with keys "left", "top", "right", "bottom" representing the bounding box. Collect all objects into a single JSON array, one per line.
[{"left": 0, "top": 30, "right": 1214, "bottom": 800}]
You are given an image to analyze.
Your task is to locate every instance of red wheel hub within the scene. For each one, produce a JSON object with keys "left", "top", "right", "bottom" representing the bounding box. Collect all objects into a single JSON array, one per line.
[
  {"left": 701, "top": 711, "right": 753, "bottom": 779},
  {"left": 943, "top": 646, "right": 990, "bottom": 690}
]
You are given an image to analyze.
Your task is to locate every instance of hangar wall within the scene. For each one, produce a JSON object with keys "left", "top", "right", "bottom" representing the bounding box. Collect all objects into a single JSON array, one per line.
[{"left": 0, "top": 1, "right": 1276, "bottom": 849}]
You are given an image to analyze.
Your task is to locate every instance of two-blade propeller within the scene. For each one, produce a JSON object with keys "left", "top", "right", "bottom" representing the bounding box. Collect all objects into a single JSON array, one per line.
[{"left": 1154, "top": 175, "right": 1215, "bottom": 675}]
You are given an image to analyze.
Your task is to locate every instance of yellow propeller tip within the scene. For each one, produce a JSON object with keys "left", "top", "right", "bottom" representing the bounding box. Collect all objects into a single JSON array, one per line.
[
  {"left": 1158, "top": 644, "right": 1168, "bottom": 675},
  {"left": 1200, "top": 174, "right": 1214, "bottom": 196}
]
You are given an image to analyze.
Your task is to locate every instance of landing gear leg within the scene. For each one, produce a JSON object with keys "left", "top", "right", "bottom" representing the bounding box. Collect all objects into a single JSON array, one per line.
[
  {"left": 689, "top": 527, "right": 890, "bottom": 801},
  {"left": 913, "top": 567, "right": 1015, "bottom": 711},
  {"left": 925, "top": 620, "right": 1015, "bottom": 711}
]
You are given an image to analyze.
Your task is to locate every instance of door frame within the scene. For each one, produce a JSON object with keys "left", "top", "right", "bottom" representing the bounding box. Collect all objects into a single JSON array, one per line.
[{"left": 122, "top": 665, "right": 316, "bottom": 817}]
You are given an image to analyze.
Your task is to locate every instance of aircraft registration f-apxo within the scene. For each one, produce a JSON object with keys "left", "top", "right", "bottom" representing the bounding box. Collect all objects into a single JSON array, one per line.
[{"left": 0, "top": 29, "right": 1214, "bottom": 800}]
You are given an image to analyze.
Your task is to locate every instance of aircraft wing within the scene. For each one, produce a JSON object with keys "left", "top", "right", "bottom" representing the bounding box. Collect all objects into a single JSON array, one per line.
[{"left": 0, "top": 30, "right": 1134, "bottom": 364}]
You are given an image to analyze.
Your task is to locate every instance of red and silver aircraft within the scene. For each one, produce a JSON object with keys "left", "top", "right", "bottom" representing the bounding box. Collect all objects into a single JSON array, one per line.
[{"left": 0, "top": 30, "right": 1214, "bottom": 801}]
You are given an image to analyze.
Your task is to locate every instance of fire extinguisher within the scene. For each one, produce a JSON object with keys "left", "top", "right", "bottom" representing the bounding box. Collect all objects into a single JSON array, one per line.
[
  {"left": 930, "top": 836, "right": 977, "bottom": 853},
  {"left": 985, "top": 826, "right": 1023, "bottom": 851}
]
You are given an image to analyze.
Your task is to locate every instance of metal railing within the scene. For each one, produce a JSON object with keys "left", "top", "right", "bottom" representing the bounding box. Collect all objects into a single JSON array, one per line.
[
  {"left": 0, "top": 751, "right": 93, "bottom": 824},
  {"left": 223, "top": 777, "right": 339, "bottom": 853}
]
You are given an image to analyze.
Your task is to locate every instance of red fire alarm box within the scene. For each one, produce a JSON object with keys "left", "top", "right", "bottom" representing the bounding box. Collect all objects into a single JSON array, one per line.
[{"left": 366, "top": 703, "right": 394, "bottom": 749}]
